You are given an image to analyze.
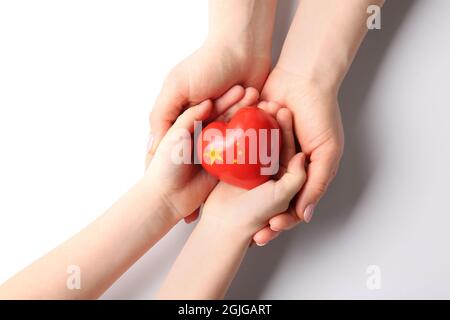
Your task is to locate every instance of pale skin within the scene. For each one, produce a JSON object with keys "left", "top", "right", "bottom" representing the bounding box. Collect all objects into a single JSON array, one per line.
[
  {"left": 0, "top": 0, "right": 387, "bottom": 300},
  {"left": 0, "top": 87, "right": 301, "bottom": 299},
  {"left": 147, "top": 0, "right": 385, "bottom": 246},
  {"left": 157, "top": 108, "right": 306, "bottom": 299},
  {"left": 254, "top": 0, "right": 386, "bottom": 243},
  {"left": 147, "top": 0, "right": 277, "bottom": 164},
  {"left": 0, "top": 86, "right": 255, "bottom": 299}
]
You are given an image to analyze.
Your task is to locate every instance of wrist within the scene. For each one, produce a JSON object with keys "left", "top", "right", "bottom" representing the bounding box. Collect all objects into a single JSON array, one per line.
[
  {"left": 204, "top": 33, "right": 271, "bottom": 68},
  {"left": 137, "top": 177, "right": 182, "bottom": 226},
  {"left": 206, "top": 0, "right": 276, "bottom": 61},
  {"left": 276, "top": 46, "right": 348, "bottom": 94},
  {"left": 198, "top": 213, "right": 253, "bottom": 245},
  {"left": 271, "top": 64, "right": 341, "bottom": 99},
  {"left": 205, "top": 31, "right": 271, "bottom": 60}
]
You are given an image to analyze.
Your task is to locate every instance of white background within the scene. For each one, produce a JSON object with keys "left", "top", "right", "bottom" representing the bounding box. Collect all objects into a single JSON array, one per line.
[{"left": 1, "top": 0, "right": 449, "bottom": 299}]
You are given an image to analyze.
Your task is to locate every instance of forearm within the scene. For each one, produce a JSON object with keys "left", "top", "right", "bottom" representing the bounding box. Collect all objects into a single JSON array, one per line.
[
  {"left": 0, "top": 178, "right": 177, "bottom": 299},
  {"left": 207, "top": 0, "right": 277, "bottom": 55},
  {"left": 157, "top": 216, "right": 251, "bottom": 300},
  {"left": 277, "top": 0, "right": 385, "bottom": 92}
]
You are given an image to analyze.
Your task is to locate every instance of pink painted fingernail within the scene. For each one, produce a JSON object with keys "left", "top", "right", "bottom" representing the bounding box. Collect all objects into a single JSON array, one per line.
[
  {"left": 304, "top": 204, "right": 315, "bottom": 223},
  {"left": 256, "top": 242, "right": 267, "bottom": 247},
  {"left": 147, "top": 133, "right": 154, "bottom": 152}
]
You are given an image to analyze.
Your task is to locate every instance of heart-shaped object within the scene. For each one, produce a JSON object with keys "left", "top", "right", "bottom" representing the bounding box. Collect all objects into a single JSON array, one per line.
[{"left": 197, "top": 106, "right": 281, "bottom": 189}]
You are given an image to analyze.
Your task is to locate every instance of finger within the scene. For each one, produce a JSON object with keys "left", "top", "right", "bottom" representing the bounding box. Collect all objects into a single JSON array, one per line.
[
  {"left": 252, "top": 226, "right": 281, "bottom": 246},
  {"left": 274, "top": 152, "right": 307, "bottom": 202},
  {"left": 146, "top": 100, "right": 212, "bottom": 168},
  {"left": 295, "top": 146, "right": 341, "bottom": 223},
  {"left": 170, "top": 100, "right": 213, "bottom": 132},
  {"left": 216, "top": 87, "right": 259, "bottom": 122},
  {"left": 184, "top": 208, "right": 200, "bottom": 224},
  {"left": 145, "top": 133, "right": 157, "bottom": 169},
  {"left": 258, "top": 100, "right": 282, "bottom": 117},
  {"left": 149, "top": 80, "right": 188, "bottom": 157},
  {"left": 243, "top": 153, "right": 306, "bottom": 220},
  {"left": 275, "top": 108, "right": 296, "bottom": 179},
  {"left": 268, "top": 206, "right": 301, "bottom": 231},
  {"left": 257, "top": 101, "right": 268, "bottom": 112},
  {"left": 207, "top": 85, "right": 245, "bottom": 120}
]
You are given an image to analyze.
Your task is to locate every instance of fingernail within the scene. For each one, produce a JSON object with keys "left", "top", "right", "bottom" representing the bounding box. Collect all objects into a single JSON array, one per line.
[
  {"left": 304, "top": 204, "right": 315, "bottom": 223},
  {"left": 270, "top": 225, "right": 280, "bottom": 232},
  {"left": 256, "top": 242, "right": 267, "bottom": 247},
  {"left": 147, "top": 133, "right": 154, "bottom": 152}
]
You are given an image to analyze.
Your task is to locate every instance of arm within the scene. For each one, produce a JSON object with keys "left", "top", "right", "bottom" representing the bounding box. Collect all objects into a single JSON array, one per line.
[
  {"left": 157, "top": 154, "right": 306, "bottom": 300},
  {"left": 156, "top": 217, "right": 250, "bottom": 299},
  {"left": 278, "top": 0, "right": 385, "bottom": 91},
  {"left": 255, "top": 0, "right": 385, "bottom": 244},
  {"left": 0, "top": 179, "right": 176, "bottom": 299},
  {"left": 0, "top": 87, "right": 250, "bottom": 300},
  {"left": 207, "top": 0, "right": 277, "bottom": 55}
]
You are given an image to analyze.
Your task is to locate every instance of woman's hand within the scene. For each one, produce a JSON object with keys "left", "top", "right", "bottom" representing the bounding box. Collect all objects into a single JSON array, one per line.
[
  {"left": 147, "top": 41, "right": 270, "bottom": 167},
  {"left": 146, "top": 0, "right": 277, "bottom": 167},
  {"left": 252, "top": 67, "right": 344, "bottom": 245},
  {"left": 250, "top": 0, "right": 385, "bottom": 245}
]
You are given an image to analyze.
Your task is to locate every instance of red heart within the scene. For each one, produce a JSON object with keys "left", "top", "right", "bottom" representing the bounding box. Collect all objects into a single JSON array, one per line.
[{"left": 197, "top": 106, "right": 281, "bottom": 189}]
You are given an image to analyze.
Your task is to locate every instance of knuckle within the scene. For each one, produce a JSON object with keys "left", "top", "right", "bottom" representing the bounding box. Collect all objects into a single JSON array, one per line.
[
  {"left": 313, "top": 180, "right": 329, "bottom": 196},
  {"left": 330, "top": 166, "right": 339, "bottom": 180}
]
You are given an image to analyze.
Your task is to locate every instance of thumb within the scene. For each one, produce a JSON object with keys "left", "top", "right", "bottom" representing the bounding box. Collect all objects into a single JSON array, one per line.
[
  {"left": 145, "top": 127, "right": 170, "bottom": 169},
  {"left": 243, "top": 153, "right": 306, "bottom": 220},
  {"left": 170, "top": 100, "right": 213, "bottom": 132},
  {"left": 146, "top": 100, "right": 212, "bottom": 167},
  {"left": 146, "top": 82, "right": 188, "bottom": 169},
  {"left": 273, "top": 152, "right": 307, "bottom": 203}
]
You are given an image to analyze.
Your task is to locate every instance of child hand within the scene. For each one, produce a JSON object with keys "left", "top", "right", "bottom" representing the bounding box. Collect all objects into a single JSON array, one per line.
[
  {"left": 145, "top": 86, "right": 259, "bottom": 223},
  {"left": 200, "top": 107, "right": 306, "bottom": 238}
]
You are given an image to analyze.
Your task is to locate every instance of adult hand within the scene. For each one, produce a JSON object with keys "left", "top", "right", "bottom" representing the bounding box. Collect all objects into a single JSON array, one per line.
[
  {"left": 146, "top": 0, "right": 278, "bottom": 167},
  {"left": 251, "top": 0, "right": 383, "bottom": 245},
  {"left": 146, "top": 40, "right": 270, "bottom": 167},
  {"left": 253, "top": 67, "right": 344, "bottom": 245}
]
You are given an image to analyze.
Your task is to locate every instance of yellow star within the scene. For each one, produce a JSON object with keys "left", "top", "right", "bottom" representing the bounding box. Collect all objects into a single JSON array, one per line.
[{"left": 203, "top": 146, "right": 223, "bottom": 165}]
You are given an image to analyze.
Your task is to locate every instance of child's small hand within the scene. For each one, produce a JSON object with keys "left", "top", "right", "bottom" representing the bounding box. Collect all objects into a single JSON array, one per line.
[
  {"left": 200, "top": 108, "right": 306, "bottom": 238},
  {"left": 145, "top": 86, "right": 259, "bottom": 223}
]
